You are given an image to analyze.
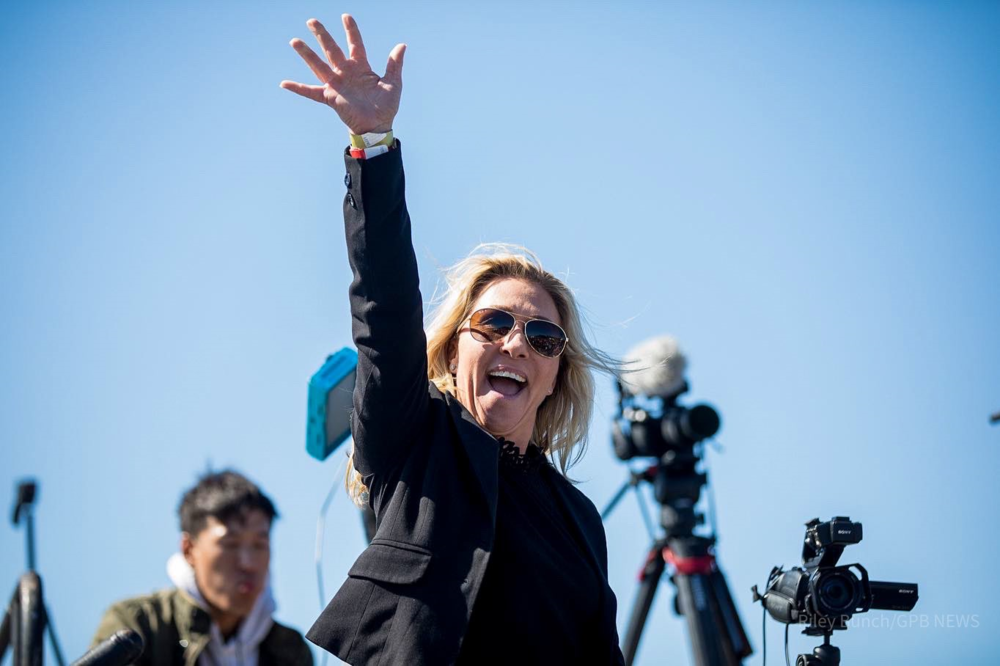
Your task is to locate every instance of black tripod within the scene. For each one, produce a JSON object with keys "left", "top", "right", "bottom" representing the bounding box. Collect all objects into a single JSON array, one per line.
[
  {"left": 603, "top": 457, "right": 752, "bottom": 666},
  {"left": 1, "top": 480, "right": 66, "bottom": 666}
]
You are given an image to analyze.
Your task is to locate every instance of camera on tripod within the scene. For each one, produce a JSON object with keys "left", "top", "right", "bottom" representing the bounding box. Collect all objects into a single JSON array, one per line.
[
  {"left": 752, "top": 516, "right": 919, "bottom": 665},
  {"left": 611, "top": 380, "right": 721, "bottom": 536},
  {"left": 755, "top": 516, "right": 919, "bottom": 631},
  {"left": 604, "top": 336, "right": 752, "bottom": 666}
]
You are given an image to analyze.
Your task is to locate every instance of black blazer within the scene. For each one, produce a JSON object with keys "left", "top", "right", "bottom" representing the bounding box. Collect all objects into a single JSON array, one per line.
[{"left": 306, "top": 145, "right": 624, "bottom": 665}]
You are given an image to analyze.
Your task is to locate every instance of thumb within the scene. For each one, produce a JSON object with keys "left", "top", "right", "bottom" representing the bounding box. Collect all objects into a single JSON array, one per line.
[{"left": 384, "top": 43, "right": 406, "bottom": 85}]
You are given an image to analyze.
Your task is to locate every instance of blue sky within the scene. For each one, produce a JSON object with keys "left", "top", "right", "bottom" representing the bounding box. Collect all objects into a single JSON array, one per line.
[{"left": 2, "top": 2, "right": 998, "bottom": 664}]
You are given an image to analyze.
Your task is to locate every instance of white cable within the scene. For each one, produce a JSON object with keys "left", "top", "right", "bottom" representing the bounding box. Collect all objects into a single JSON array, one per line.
[{"left": 315, "top": 454, "right": 347, "bottom": 666}]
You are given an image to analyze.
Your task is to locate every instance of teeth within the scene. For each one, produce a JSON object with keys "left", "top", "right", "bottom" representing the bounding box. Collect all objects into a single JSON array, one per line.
[{"left": 489, "top": 370, "right": 526, "bottom": 384}]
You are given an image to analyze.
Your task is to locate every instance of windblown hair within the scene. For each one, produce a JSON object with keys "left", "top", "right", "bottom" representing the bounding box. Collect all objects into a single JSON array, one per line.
[{"left": 347, "top": 243, "right": 620, "bottom": 506}]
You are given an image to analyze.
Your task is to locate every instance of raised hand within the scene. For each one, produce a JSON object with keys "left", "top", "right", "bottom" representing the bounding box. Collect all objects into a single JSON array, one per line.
[{"left": 281, "top": 15, "right": 405, "bottom": 135}]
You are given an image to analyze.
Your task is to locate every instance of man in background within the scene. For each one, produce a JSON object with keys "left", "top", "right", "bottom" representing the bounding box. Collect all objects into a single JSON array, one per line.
[{"left": 93, "top": 470, "right": 312, "bottom": 665}]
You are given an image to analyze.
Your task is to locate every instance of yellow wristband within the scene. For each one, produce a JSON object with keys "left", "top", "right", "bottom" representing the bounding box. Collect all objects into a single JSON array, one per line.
[{"left": 349, "top": 130, "right": 394, "bottom": 150}]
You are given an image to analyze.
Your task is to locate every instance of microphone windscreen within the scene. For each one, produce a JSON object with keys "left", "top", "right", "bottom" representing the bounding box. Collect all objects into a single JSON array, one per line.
[
  {"left": 621, "top": 335, "right": 687, "bottom": 397},
  {"left": 306, "top": 347, "right": 358, "bottom": 461}
]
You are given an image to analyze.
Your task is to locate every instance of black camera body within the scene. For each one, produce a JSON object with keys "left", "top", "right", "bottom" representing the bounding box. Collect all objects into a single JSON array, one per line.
[
  {"left": 611, "top": 384, "right": 722, "bottom": 534},
  {"left": 612, "top": 383, "right": 721, "bottom": 461},
  {"left": 755, "top": 517, "right": 918, "bottom": 635}
]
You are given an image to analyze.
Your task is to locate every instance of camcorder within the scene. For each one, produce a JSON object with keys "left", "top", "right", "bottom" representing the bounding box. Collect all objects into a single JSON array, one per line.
[{"left": 753, "top": 516, "right": 918, "bottom": 632}]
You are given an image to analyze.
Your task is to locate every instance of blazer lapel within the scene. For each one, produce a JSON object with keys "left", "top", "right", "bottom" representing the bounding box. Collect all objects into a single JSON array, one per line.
[{"left": 437, "top": 387, "right": 499, "bottom": 525}]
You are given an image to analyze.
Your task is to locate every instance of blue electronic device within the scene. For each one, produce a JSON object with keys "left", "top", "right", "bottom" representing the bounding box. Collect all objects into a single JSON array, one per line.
[{"left": 306, "top": 347, "right": 358, "bottom": 461}]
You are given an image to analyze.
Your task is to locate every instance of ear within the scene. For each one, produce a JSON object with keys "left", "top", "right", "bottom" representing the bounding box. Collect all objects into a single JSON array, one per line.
[{"left": 181, "top": 532, "right": 196, "bottom": 566}]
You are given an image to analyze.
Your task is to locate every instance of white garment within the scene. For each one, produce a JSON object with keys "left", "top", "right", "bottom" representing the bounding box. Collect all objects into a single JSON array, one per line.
[{"left": 166, "top": 553, "right": 276, "bottom": 666}]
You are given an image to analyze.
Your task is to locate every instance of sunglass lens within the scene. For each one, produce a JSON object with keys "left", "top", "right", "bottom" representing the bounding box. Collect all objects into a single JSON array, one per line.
[
  {"left": 526, "top": 321, "right": 568, "bottom": 358},
  {"left": 469, "top": 309, "right": 514, "bottom": 342}
]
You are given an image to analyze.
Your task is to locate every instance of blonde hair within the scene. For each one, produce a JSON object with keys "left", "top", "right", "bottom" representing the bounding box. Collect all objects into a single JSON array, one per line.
[{"left": 348, "top": 243, "right": 619, "bottom": 506}]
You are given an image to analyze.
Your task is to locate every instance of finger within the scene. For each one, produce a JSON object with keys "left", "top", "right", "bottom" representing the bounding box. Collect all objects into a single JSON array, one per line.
[
  {"left": 279, "top": 80, "right": 328, "bottom": 104},
  {"left": 307, "top": 18, "right": 346, "bottom": 69},
  {"left": 290, "top": 38, "right": 337, "bottom": 84},
  {"left": 383, "top": 43, "right": 406, "bottom": 86},
  {"left": 342, "top": 14, "right": 370, "bottom": 67}
]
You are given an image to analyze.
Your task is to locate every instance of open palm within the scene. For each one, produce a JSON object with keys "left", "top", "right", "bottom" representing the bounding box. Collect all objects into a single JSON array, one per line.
[{"left": 281, "top": 15, "right": 405, "bottom": 135}]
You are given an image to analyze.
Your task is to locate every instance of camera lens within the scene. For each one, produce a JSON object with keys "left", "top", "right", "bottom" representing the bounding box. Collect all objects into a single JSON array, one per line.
[{"left": 814, "top": 570, "right": 860, "bottom": 615}]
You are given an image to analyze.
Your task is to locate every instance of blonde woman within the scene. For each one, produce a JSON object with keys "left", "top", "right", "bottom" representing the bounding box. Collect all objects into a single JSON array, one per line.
[{"left": 282, "top": 15, "right": 625, "bottom": 665}]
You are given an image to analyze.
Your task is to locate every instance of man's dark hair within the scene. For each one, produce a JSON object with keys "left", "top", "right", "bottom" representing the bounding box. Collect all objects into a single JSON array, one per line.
[{"left": 178, "top": 469, "right": 278, "bottom": 536}]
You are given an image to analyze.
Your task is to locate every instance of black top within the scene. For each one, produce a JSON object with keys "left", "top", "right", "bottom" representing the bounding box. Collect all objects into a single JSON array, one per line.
[{"left": 458, "top": 440, "right": 606, "bottom": 664}]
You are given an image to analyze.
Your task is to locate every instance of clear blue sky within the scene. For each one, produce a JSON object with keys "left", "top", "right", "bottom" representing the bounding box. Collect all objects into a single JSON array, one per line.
[{"left": 2, "top": 2, "right": 998, "bottom": 664}]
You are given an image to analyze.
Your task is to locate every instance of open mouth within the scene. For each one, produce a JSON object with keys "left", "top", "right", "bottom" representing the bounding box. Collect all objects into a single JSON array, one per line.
[
  {"left": 236, "top": 579, "right": 258, "bottom": 595},
  {"left": 486, "top": 369, "right": 528, "bottom": 397}
]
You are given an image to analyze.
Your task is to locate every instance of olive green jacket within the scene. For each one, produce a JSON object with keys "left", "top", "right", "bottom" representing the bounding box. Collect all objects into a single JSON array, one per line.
[{"left": 92, "top": 589, "right": 313, "bottom": 666}]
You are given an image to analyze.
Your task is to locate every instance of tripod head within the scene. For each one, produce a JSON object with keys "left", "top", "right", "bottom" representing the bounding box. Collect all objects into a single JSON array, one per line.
[{"left": 794, "top": 632, "right": 841, "bottom": 666}]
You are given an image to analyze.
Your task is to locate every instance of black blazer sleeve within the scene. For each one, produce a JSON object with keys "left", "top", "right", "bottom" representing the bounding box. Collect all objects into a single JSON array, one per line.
[{"left": 342, "top": 144, "right": 429, "bottom": 479}]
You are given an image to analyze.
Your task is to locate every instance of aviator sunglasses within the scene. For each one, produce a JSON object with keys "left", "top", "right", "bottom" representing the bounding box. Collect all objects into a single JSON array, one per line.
[{"left": 464, "top": 308, "right": 569, "bottom": 359}]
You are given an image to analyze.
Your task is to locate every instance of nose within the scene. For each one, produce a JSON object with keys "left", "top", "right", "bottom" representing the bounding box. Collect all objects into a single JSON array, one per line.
[
  {"left": 499, "top": 324, "right": 530, "bottom": 359},
  {"left": 237, "top": 546, "right": 259, "bottom": 571}
]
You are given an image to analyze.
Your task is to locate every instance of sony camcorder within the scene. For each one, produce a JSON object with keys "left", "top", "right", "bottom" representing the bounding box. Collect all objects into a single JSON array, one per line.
[{"left": 753, "top": 516, "right": 918, "bottom": 633}]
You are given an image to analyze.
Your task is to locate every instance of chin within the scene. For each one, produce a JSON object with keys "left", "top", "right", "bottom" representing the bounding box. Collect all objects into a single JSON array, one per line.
[
  {"left": 471, "top": 390, "right": 539, "bottom": 441},
  {"left": 222, "top": 599, "right": 256, "bottom": 617},
  {"left": 221, "top": 592, "right": 259, "bottom": 615},
  {"left": 480, "top": 409, "right": 527, "bottom": 440}
]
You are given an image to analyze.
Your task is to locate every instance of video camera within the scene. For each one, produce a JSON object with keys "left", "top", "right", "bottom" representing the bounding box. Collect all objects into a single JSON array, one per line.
[{"left": 754, "top": 516, "right": 918, "bottom": 634}]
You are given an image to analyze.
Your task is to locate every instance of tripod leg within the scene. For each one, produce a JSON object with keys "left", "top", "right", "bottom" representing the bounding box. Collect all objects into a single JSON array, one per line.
[
  {"left": 622, "top": 549, "right": 667, "bottom": 666},
  {"left": 43, "top": 604, "right": 66, "bottom": 666},
  {"left": 708, "top": 568, "right": 752, "bottom": 659},
  {"left": 1, "top": 602, "right": 10, "bottom": 659},
  {"left": 675, "top": 572, "right": 731, "bottom": 666},
  {"left": 601, "top": 479, "right": 633, "bottom": 521},
  {"left": 12, "top": 572, "right": 44, "bottom": 666}
]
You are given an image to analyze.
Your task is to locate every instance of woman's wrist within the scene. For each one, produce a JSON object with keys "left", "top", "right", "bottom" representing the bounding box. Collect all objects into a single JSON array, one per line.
[
  {"left": 348, "top": 123, "right": 393, "bottom": 135},
  {"left": 349, "top": 130, "right": 394, "bottom": 150},
  {"left": 348, "top": 130, "right": 396, "bottom": 159}
]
